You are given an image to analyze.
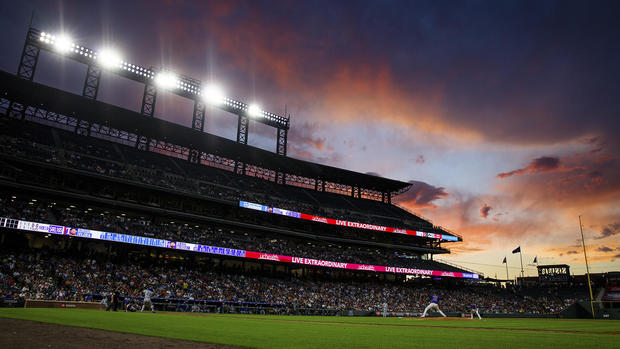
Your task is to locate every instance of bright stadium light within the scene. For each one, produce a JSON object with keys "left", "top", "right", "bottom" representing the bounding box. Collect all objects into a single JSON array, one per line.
[
  {"left": 39, "top": 32, "right": 52, "bottom": 44},
  {"left": 155, "top": 71, "right": 178, "bottom": 89},
  {"left": 202, "top": 84, "right": 226, "bottom": 105},
  {"left": 96, "top": 49, "right": 122, "bottom": 69},
  {"left": 248, "top": 104, "right": 261, "bottom": 117},
  {"left": 54, "top": 34, "right": 73, "bottom": 53}
]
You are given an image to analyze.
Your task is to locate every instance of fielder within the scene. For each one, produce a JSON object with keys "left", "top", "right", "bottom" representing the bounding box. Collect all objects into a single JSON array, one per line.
[
  {"left": 141, "top": 288, "right": 155, "bottom": 313},
  {"left": 100, "top": 292, "right": 108, "bottom": 311},
  {"left": 470, "top": 304, "right": 482, "bottom": 320},
  {"left": 421, "top": 294, "right": 446, "bottom": 318}
]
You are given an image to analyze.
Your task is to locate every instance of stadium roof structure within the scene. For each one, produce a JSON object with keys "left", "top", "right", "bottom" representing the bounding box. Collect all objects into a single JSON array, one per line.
[
  {"left": 8, "top": 27, "right": 413, "bottom": 200},
  {"left": 0, "top": 70, "right": 412, "bottom": 196}
]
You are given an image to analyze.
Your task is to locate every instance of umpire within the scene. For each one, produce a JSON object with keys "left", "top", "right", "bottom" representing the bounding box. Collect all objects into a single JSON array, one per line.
[{"left": 106, "top": 288, "right": 121, "bottom": 311}]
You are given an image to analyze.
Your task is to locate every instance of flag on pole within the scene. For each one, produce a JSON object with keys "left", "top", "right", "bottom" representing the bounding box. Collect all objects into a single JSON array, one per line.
[
  {"left": 502, "top": 257, "right": 507, "bottom": 263},
  {"left": 533, "top": 256, "right": 537, "bottom": 263},
  {"left": 512, "top": 246, "right": 521, "bottom": 254}
]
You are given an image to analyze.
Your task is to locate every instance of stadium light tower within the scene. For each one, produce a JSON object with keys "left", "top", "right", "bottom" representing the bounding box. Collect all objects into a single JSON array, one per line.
[{"left": 18, "top": 27, "right": 290, "bottom": 159}]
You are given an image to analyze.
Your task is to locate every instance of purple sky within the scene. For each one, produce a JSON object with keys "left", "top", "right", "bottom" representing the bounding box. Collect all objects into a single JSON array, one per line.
[{"left": 1, "top": 0, "right": 618, "bottom": 277}]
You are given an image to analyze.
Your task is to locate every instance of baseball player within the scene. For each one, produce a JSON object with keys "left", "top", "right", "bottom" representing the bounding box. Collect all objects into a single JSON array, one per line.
[
  {"left": 141, "top": 288, "right": 155, "bottom": 313},
  {"left": 100, "top": 292, "right": 108, "bottom": 311},
  {"left": 106, "top": 289, "right": 120, "bottom": 311},
  {"left": 421, "top": 294, "right": 446, "bottom": 318},
  {"left": 470, "top": 304, "right": 482, "bottom": 320}
]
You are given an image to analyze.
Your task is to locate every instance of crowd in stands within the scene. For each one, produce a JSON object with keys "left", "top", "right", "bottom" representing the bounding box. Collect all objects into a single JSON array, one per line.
[
  {"left": 0, "top": 117, "right": 435, "bottom": 233},
  {"left": 0, "top": 194, "right": 464, "bottom": 273},
  {"left": 0, "top": 249, "right": 584, "bottom": 315}
]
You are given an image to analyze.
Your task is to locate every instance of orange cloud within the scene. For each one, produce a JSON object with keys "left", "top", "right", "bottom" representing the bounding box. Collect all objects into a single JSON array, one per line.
[{"left": 497, "top": 156, "right": 561, "bottom": 178}]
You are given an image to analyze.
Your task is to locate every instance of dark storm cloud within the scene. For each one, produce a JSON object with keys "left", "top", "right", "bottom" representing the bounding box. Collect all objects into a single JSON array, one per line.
[
  {"left": 480, "top": 204, "right": 492, "bottom": 219},
  {"left": 286, "top": 121, "right": 332, "bottom": 161},
  {"left": 497, "top": 156, "right": 561, "bottom": 178},
  {"left": 595, "top": 222, "right": 620, "bottom": 240},
  {"left": 395, "top": 180, "right": 449, "bottom": 209}
]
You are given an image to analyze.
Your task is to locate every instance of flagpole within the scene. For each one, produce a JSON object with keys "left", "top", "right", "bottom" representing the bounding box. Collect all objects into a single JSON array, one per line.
[
  {"left": 505, "top": 258, "right": 509, "bottom": 281},
  {"left": 579, "top": 215, "right": 595, "bottom": 318},
  {"left": 519, "top": 250, "right": 524, "bottom": 279}
]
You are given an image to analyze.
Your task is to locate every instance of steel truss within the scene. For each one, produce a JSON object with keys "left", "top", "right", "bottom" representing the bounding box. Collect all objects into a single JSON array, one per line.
[
  {"left": 236, "top": 114, "right": 249, "bottom": 145},
  {"left": 234, "top": 114, "right": 249, "bottom": 174},
  {"left": 323, "top": 181, "right": 352, "bottom": 196},
  {"left": 314, "top": 179, "right": 325, "bottom": 192},
  {"left": 188, "top": 100, "right": 207, "bottom": 163},
  {"left": 82, "top": 64, "right": 102, "bottom": 99},
  {"left": 276, "top": 127, "right": 288, "bottom": 184},
  {"left": 201, "top": 153, "right": 235, "bottom": 171},
  {"left": 283, "top": 173, "right": 315, "bottom": 189},
  {"left": 17, "top": 29, "right": 40, "bottom": 81},
  {"left": 0, "top": 92, "right": 395, "bottom": 206},
  {"left": 277, "top": 128, "right": 287, "bottom": 156},
  {"left": 141, "top": 84, "right": 157, "bottom": 117},
  {"left": 76, "top": 119, "right": 90, "bottom": 136},
  {"left": 136, "top": 84, "right": 158, "bottom": 151},
  {"left": 23, "top": 106, "right": 77, "bottom": 131},
  {"left": 245, "top": 165, "right": 276, "bottom": 182},
  {"left": 151, "top": 139, "right": 189, "bottom": 159},
  {"left": 0, "top": 98, "right": 10, "bottom": 116},
  {"left": 360, "top": 188, "right": 383, "bottom": 201},
  {"left": 192, "top": 100, "right": 206, "bottom": 131},
  {"left": 7, "top": 102, "right": 25, "bottom": 120},
  {"left": 90, "top": 123, "right": 137, "bottom": 146}
]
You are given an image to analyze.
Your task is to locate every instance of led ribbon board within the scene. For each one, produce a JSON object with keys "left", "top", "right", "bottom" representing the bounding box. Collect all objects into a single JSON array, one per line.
[
  {"left": 239, "top": 201, "right": 459, "bottom": 242},
  {"left": 0, "top": 217, "right": 476, "bottom": 279}
]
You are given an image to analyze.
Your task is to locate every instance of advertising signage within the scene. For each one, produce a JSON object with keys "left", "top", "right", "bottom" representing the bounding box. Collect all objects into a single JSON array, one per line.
[
  {"left": 1, "top": 217, "right": 477, "bottom": 279},
  {"left": 238, "top": 201, "right": 459, "bottom": 242}
]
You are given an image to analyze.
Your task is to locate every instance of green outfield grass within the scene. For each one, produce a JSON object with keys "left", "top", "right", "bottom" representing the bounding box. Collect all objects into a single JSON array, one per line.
[{"left": 1, "top": 308, "right": 618, "bottom": 348}]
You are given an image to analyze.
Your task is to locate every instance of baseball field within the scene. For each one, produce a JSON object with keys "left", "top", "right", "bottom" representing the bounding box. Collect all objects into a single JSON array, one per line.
[{"left": 0, "top": 308, "right": 618, "bottom": 348}]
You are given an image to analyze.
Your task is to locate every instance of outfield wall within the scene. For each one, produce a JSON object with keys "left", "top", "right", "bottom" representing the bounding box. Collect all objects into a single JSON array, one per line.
[{"left": 25, "top": 299, "right": 101, "bottom": 310}]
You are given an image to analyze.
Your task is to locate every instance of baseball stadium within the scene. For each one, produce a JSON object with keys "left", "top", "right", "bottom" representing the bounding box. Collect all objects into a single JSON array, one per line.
[{"left": 1, "top": 3, "right": 620, "bottom": 349}]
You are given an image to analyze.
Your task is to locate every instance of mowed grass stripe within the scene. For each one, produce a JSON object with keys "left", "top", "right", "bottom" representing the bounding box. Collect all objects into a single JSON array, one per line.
[
  {"left": 0, "top": 309, "right": 618, "bottom": 349},
  {"left": 192, "top": 313, "right": 620, "bottom": 334}
]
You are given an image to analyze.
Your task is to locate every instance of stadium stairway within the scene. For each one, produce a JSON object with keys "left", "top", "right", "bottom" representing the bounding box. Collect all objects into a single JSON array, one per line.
[
  {"left": 111, "top": 144, "right": 127, "bottom": 163},
  {"left": 168, "top": 157, "right": 187, "bottom": 177},
  {"left": 50, "top": 129, "right": 66, "bottom": 166},
  {"left": 45, "top": 206, "right": 58, "bottom": 224}
]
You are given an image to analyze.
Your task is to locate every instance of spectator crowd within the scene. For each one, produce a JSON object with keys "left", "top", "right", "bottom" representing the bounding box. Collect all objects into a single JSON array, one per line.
[{"left": 0, "top": 250, "right": 584, "bottom": 315}]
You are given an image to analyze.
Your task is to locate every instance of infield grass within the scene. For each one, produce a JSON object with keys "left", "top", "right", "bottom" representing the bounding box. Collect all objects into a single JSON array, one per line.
[{"left": 1, "top": 308, "right": 618, "bottom": 348}]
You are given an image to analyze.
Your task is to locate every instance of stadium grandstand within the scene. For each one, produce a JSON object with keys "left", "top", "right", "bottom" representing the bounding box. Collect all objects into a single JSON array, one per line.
[{"left": 0, "top": 27, "right": 593, "bottom": 318}]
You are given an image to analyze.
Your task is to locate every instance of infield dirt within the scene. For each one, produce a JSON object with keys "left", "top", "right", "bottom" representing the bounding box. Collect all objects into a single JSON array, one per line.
[{"left": 0, "top": 318, "right": 246, "bottom": 349}]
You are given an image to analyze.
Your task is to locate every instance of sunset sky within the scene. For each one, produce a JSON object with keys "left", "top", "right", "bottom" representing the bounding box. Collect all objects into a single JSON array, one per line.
[{"left": 1, "top": 0, "right": 618, "bottom": 278}]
